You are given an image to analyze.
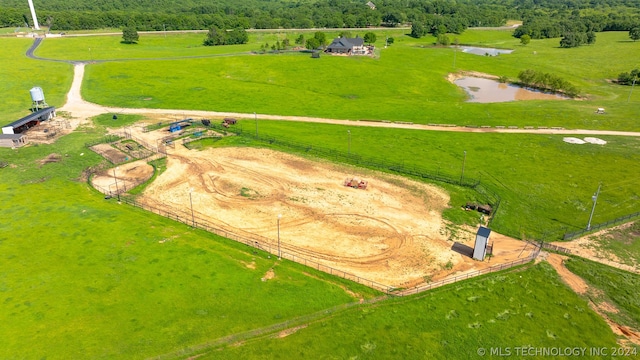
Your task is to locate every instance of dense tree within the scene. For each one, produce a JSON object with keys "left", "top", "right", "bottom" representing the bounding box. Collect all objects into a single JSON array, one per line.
[
  {"left": 226, "top": 28, "right": 248, "bottom": 45},
  {"left": 437, "top": 34, "right": 450, "bottom": 46},
  {"left": 295, "top": 34, "right": 305, "bottom": 46},
  {"left": 363, "top": 32, "right": 376, "bottom": 44},
  {"left": 560, "top": 32, "right": 586, "bottom": 48},
  {"left": 618, "top": 69, "right": 640, "bottom": 85},
  {"left": 305, "top": 37, "right": 320, "bottom": 50},
  {"left": 313, "top": 31, "right": 326, "bottom": 47},
  {"left": 586, "top": 31, "right": 596, "bottom": 45},
  {"left": 520, "top": 34, "right": 531, "bottom": 46},
  {"left": 1, "top": 0, "right": 638, "bottom": 35},
  {"left": 518, "top": 69, "right": 578, "bottom": 97},
  {"left": 411, "top": 22, "right": 426, "bottom": 38},
  {"left": 122, "top": 22, "right": 139, "bottom": 44},
  {"left": 630, "top": 27, "right": 640, "bottom": 41},
  {"left": 203, "top": 26, "right": 225, "bottom": 46},
  {"left": 387, "top": 37, "right": 395, "bottom": 45}
]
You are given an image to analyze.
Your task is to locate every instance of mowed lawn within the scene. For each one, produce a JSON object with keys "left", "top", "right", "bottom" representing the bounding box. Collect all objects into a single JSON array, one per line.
[
  {"left": 32, "top": 30, "right": 638, "bottom": 131},
  {"left": 0, "top": 127, "right": 378, "bottom": 359}
]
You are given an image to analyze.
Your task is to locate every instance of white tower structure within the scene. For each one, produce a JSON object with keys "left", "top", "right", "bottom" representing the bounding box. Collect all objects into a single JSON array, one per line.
[{"left": 27, "top": 0, "right": 40, "bottom": 30}]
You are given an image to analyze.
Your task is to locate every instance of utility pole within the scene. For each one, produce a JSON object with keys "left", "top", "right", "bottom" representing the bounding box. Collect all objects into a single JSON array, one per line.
[
  {"left": 586, "top": 183, "right": 601, "bottom": 231},
  {"left": 628, "top": 78, "right": 637, "bottom": 103},
  {"left": 460, "top": 150, "right": 467, "bottom": 185},
  {"left": 347, "top": 130, "right": 351, "bottom": 156}
]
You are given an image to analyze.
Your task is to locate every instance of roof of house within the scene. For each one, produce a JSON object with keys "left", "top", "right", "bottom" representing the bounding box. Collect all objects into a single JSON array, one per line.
[
  {"left": 4, "top": 107, "right": 55, "bottom": 129},
  {"left": 0, "top": 134, "right": 26, "bottom": 140},
  {"left": 326, "top": 37, "right": 364, "bottom": 50}
]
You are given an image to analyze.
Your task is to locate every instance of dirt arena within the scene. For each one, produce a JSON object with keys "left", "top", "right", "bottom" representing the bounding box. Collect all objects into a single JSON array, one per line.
[{"left": 112, "top": 130, "right": 532, "bottom": 288}]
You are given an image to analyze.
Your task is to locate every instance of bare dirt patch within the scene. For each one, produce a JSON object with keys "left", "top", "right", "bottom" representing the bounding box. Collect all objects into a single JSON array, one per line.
[
  {"left": 90, "top": 160, "right": 154, "bottom": 194},
  {"left": 261, "top": 268, "right": 275, "bottom": 282},
  {"left": 276, "top": 325, "right": 308, "bottom": 338},
  {"left": 37, "top": 153, "right": 62, "bottom": 166},
  {"left": 90, "top": 143, "right": 129, "bottom": 164},
  {"left": 546, "top": 253, "right": 588, "bottom": 294},
  {"left": 132, "top": 143, "right": 530, "bottom": 287}
]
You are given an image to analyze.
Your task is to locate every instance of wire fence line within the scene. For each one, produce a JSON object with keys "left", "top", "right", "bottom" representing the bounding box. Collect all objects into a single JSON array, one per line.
[
  {"left": 90, "top": 181, "right": 394, "bottom": 293},
  {"left": 148, "top": 295, "right": 389, "bottom": 360},
  {"left": 398, "top": 247, "right": 541, "bottom": 296},
  {"left": 563, "top": 210, "right": 640, "bottom": 240},
  {"left": 85, "top": 123, "right": 567, "bottom": 297}
]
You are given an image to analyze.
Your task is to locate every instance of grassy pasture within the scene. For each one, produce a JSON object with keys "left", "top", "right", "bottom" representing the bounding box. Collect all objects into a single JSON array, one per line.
[
  {"left": 565, "top": 257, "right": 640, "bottom": 330},
  {"left": 579, "top": 221, "right": 640, "bottom": 267},
  {"left": 0, "top": 38, "right": 72, "bottom": 120},
  {"left": 202, "top": 121, "right": 640, "bottom": 240},
  {"left": 39, "top": 30, "right": 635, "bottom": 130},
  {"left": 188, "top": 263, "right": 619, "bottom": 359},
  {"left": 0, "top": 122, "right": 379, "bottom": 359},
  {"left": 0, "top": 28, "right": 637, "bottom": 359}
]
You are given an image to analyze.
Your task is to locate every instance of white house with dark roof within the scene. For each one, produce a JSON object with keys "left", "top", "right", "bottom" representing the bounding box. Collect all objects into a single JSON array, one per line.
[{"left": 325, "top": 37, "right": 370, "bottom": 55}]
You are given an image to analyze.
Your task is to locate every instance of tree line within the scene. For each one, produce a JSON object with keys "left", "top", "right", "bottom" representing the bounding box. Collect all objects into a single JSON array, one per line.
[
  {"left": 1, "top": 0, "right": 509, "bottom": 31},
  {"left": 1, "top": 0, "right": 639, "bottom": 39}
]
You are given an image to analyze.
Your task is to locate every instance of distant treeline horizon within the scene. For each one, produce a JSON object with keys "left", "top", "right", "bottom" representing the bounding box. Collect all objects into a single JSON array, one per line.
[{"left": 1, "top": 0, "right": 638, "bottom": 38}]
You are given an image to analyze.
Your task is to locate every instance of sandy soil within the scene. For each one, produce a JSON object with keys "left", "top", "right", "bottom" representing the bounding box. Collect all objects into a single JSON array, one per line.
[
  {"left": 127, "top": 135, "right": 532, "bottom": 287},
  {"left": 91, "top": 160, "right": 154, "bottom": 194},
  {"left": 89, "top": 143, "right": 129, "bottom": 164},
  {"left": 550, "top": 223, "right": 640, "bottom": 274}
]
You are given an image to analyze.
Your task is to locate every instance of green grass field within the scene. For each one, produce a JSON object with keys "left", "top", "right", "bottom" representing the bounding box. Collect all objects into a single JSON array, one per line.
[
  {"left": 40, "top": 30, "right": 636, "bottom": 131},
  {"left": 565, "top": 257, "right": 640, "bottom": 331},
  {"left": 0, "top": 123, "right": 380, "bottom": 359},
  {"left": 574, "top": 221, "right": 640, "bottom": 267},
  {"left": 188, "top": 263, "right": 619, "bottom": 359},
  {"left": 1, "top": 27, "right": 639, "bottom": 358}
]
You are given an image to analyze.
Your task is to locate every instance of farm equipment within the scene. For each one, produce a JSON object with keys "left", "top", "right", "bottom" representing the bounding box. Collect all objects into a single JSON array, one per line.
[
  {"left": 465, "top": 202, "right": 492, "bottom": 215},
  {"left": 223, "top": 117, "right": 237, "bottom": 125},
  {"left": 344, "top": 177, "right": 368, "bottom": 190}
]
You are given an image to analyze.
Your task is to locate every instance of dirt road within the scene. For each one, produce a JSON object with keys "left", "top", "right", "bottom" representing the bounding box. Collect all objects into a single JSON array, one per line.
[{"left": 59, "top": 64, "right": 640, "bottom": 137}]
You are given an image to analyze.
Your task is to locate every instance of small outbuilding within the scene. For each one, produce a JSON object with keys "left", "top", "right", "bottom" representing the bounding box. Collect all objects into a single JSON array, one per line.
[
  {"left": 473, "top": 226, "right": 492, "bottom": 261},
  {"left": 1, "top": 106, "right": 56, "bottom": 135},
  {"left": 0, "top": 134, "right": 28, "bottom": 148}
]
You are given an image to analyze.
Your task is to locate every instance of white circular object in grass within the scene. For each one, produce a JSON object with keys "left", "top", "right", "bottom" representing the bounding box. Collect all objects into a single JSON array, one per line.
[
  {"left": 583, "top": 137, "right": 607, "bottom": 145},
  {"left": 563, "top": 137, "right": 586, "bottom": 144}
]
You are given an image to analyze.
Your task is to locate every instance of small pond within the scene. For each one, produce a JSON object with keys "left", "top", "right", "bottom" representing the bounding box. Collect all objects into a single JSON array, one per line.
[
  {"left": 456, "top": 46, "right": 513, "bottom": 56},
  {"left": 454, "top": 77, "right": 569, "bottom": 103}
]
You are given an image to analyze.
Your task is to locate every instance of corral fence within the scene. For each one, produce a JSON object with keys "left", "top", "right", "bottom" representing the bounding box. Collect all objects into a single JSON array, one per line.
[
  {"left": 563, "top": 210, "right": 640, "bottom": 240},
  {"left": 398, "top": 245, "right": 541, "bottom": 296},
  {"left": 91, "top": 182, "right": 393, "bottom": 293},
  {"left": 85, "top": 134, "right": 122, "bottom": 148},
  {"left": 540, "top": 242, "right": 571, "bottom": 254}
]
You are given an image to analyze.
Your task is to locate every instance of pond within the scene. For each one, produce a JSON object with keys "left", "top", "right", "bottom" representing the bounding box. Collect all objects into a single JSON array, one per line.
[
  {"left": 454, "top": 77, "right": 569, "bottom": 103},
  {"left": 456, "top": 46, "right": 513, "bottom": 56}
]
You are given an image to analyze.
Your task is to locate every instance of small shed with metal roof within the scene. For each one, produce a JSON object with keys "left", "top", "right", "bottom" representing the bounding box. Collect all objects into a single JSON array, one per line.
[{"left": 473, "top": 226, "right": 492, "bottom": 261}]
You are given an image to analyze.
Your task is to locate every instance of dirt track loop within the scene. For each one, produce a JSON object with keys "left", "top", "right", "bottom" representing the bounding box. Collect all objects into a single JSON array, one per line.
[{"left": 132, "top": 143, "right": 532, "bottom": 287}]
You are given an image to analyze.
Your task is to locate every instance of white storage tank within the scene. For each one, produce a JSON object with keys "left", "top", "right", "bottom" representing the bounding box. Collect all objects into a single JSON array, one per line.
[{"left": 30, "top": 87, "right": 45, "bottom": 103}]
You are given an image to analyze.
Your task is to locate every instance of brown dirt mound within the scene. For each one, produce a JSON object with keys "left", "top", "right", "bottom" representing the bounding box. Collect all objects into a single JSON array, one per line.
[{"left": 38, "top": 153, "right": 62, "bottom": 166}]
